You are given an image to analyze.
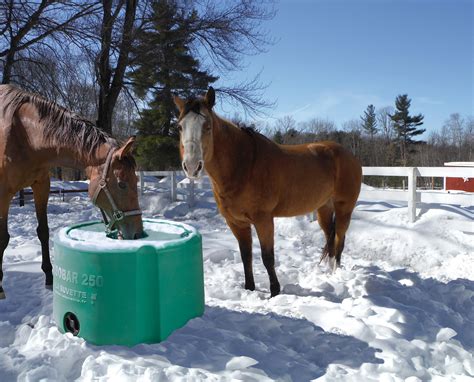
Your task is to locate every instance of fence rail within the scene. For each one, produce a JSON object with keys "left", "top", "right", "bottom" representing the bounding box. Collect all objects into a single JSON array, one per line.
[
  {"left": 137, "top": 170, "right": 199, "bottom": 206},
  {"left": 360, "top": 166, "right": 473, "bottom": 222},
  {"left": 16, "top": 167, "right": 473, "bottom": 223},
  {"left": 138, "top": 167, "right": 473, "bottom": 222},
  {"left": 15, "top": 188, "right": 89, "bottom": 206}
]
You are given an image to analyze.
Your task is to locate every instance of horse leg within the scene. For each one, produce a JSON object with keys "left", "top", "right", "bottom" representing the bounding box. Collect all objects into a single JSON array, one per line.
[
  {"left": 0, "top": 194, "right": 12, "bottom": 299},
  {"left": 333, "top": 201, "right": 356, "bottom": 270},
  {"left": 31, "top": 175, "right": 53, "bottom": 289},
  {"left": 316, "top": 202, "right": 336, "bottom": 264},
  {"left": 254, "top": 216, "right": 280, "bottom": 297},
  {"left": 227, "top": 220, "right": 254, "bottom": 291}
]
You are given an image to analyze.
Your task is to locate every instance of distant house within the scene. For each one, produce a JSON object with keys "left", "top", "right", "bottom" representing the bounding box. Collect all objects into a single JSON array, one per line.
[{"left": 444, "top": 162, "right": 474, "bottom": 192}]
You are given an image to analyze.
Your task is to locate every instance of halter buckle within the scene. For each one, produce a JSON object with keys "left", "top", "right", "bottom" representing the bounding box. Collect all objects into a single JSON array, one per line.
[
  {"left": 99, "top": 179, "right": 107, "bottom": 188},
  {"left": 113, "top": 210, "right": 125, "bottom": 222}
]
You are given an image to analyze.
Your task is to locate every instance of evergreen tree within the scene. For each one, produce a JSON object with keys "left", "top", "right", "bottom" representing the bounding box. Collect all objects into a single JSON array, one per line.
[
  {"left": 361, "top": 104, "right": 378, "bottom": 164},
  {"left": 390, "top": 94, "right": 425, "bottom": 165},
  {"left": 361, "top": 104, "right": 378, "bottom": 138},
  {"left": 128, "top": 0, "right": 218, "bottom": 169},
  {"left": 130, "top": 0, "right": 217, "bottom": 137},
  {"left": 273, "top": 130, "right": 284, "bottom": 144}
]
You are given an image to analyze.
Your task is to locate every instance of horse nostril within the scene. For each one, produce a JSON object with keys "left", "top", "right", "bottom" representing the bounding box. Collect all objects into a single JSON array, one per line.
[
  {"left": 182, "top": 162, "right": 188, "bottom": 173},
  {"left": 197, "top": 161, "right": 203, "bottom": 172}
]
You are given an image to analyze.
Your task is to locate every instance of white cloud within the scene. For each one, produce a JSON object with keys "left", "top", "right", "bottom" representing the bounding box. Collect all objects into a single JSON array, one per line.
[{"left": 274, "top": 90, "right": 393, "bottom": 123}]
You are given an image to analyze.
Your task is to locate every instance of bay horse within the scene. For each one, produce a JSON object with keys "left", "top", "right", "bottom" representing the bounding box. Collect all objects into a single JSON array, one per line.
[
  {"left": 0, "top": 84, "right": 143, "bottom": 299},
  {"left": 174, "top": 88, "right": 362, "bottom": 297}
]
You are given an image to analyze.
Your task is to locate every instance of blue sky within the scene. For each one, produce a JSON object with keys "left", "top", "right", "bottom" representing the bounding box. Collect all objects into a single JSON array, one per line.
[{"left": 215, "top": 0, "right": 473, "bottom": 133}]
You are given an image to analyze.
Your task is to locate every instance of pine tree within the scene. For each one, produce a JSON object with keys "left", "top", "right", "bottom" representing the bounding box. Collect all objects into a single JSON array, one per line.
[
  {"left": 130, "top": 0, "right": 217, "bottom": 136},
  {"left": 273, "top": 130, "right": 284, "bottom": 144},
  {"left": 360, "top": 104, "right": 378, "bottom": 165},
  {"left": 128, "top": 0, "right": 218, "bottom": 169},
  {"left": 390, "top": 94, "right": 425, "bottom": 165},
  {"left": 361, "top": 104, "right": 378, "bottom": 139}
]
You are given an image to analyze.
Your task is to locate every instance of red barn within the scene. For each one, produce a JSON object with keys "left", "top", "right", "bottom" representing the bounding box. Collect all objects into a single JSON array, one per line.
[{"left": 444, "top": 162, "right": 474, "bottom": 192}]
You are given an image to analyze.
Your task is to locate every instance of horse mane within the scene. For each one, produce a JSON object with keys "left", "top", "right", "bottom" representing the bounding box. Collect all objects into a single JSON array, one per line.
[
  {"left": 231, "top": 120, "right": 272, "bottom": 143},
  {"left": 0, "top": 85, "right": 117, "bottom": 159}
]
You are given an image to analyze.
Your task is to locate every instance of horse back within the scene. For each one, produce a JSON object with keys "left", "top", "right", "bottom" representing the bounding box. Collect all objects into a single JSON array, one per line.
[{"left": 248, "top": 138, "right": 361, "bottom": 217}]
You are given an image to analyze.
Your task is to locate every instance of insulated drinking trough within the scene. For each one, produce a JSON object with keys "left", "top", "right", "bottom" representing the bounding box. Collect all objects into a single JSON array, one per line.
[{"left": 53, "top": 219, "right": 204, "bottom": 346}]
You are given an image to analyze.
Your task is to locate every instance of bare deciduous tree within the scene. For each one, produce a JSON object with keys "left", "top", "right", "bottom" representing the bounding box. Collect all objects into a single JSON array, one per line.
[
  {"left": 342, "top": 119, "right": 362, "bottom": 156},
  {"left": 376, "top": 106, "right": 396, "bottom": 142},
  {"left": 0, "top": 0, "right": 100, "bottom": 85},
  {"left": 130, "top": 0, "right": 277, "bottom": 118},
  {"left": 301, "top": 117, "right": 336, "bottom": 139},
  {"left": 92, "top": 0, "right": 139, "bottom": 134}
]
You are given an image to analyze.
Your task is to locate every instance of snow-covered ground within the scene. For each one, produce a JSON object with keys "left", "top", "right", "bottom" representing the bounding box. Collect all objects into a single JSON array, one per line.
[{"left": 0, "top": 183, "right": 473, "bottom": 381}]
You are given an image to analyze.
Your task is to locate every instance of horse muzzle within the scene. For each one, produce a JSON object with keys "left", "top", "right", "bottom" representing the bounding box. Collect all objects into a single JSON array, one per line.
[
  {"left": 182, "top": 159, "right": 204, "bottom": 179},
  {"left": 118, "top": 217, "right": 144, "bottom": 240}
]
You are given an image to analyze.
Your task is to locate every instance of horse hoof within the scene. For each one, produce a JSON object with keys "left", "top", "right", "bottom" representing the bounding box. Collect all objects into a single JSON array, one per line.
[
  {"left": 45, "top": 284, "right": 53, "bottom": 291},
  {"left": 327, "top": 257, "right": 339, "bottom": 273},
  {"left": 0, "top": 290, "right": 5, "bottom": 300},
  {"left": 270, "top": 283, "right": 281, "bottom": 298}
]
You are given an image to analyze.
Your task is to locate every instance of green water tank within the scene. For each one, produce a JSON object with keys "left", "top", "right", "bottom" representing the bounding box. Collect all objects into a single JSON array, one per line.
[{"left": 52, "top": 219, "right": 204, "bottom": 346}]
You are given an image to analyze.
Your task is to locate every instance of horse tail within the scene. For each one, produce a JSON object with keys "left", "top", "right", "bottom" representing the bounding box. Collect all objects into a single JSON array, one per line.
[{"left": 319, "top": 213, "right": 336, "bottom": 263}]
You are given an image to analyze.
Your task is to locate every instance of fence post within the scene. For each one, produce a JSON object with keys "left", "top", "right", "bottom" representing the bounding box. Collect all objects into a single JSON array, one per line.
[
  {"left": 188, "top": 178, "right": 195, "bottom": 207},
  {"left": 407, "top": 167, "right": 417, "bottom": 223},
  {"left": 139, "top": 171, "right": 144, "bottom": 195},
  {"left": 171, "top": 171, "right": 177, "bottom": 201}
]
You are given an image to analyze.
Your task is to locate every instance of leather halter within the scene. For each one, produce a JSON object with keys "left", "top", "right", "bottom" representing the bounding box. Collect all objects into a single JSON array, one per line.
[{"left": 91, "top": 147, "right": 142, "bottom": 236}]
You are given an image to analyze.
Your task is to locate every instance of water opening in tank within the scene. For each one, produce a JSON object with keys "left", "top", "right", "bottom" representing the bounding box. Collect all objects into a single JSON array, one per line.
[
  {"left": 64, "top": 312, "right": 80, "bottom": 336},
  {"left": 67, "top": 220, "right": 191, "bottom": 243}
]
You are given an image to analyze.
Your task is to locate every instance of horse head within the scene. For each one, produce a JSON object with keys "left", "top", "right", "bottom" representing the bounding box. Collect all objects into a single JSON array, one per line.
[
  {"left": 174, "top": 87, "right": 216, "bottom": 179},
  {"left": 87, "top": 137, "right": 144, "bottom": 240}
]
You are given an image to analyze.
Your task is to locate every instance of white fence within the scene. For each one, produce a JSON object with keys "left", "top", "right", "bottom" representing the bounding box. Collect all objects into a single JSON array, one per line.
[
  {"left": 138, "top": 167, "right": 474, "bottom": 222},
  {"left": 361, "top": 167, "right": 473, "bottom": 222},
  {"left": 137, "top": 170, "right": 205, "bottom": 207}
]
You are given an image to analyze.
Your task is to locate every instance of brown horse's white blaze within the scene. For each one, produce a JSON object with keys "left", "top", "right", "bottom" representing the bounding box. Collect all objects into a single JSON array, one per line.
[
  {"left": 179, "top": 111, "right": 206, "bottom": 179},
  {"left": 175, "top": 87, "right": 362, "bottom": 298},
  {"left": 0, "top": 84, "right": 143, "bottom": 299}
]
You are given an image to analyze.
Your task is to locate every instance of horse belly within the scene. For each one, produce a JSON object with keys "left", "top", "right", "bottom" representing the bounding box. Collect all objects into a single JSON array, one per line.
[{"left": 273, "top": 178, "right": 333, "bottom": 217}]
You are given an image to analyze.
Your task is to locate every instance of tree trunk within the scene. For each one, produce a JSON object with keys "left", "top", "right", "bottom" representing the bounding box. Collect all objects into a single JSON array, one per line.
[
  {"left": 97, "top": 96, "right": 114, "bottom": 134},
  {"left": 96, "top": 0, "right": 137, "bottom": 135},
  {"left": 1, "top": 52, "right": 14, "bottom": 84}
]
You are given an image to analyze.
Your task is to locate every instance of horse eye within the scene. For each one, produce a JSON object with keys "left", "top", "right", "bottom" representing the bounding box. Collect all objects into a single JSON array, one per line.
[{"left": 118, "top": 181, "right": 127, "bottom": 190}]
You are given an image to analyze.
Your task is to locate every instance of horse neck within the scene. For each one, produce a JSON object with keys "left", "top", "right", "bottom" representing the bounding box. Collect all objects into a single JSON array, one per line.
[
  {"left": 80, "top": 142, "right": 115, "bottom": 169},
  {"left": 31, "top": 119, "right": 116, "bottom": 170},
  {"left": 17, "top": 100, "right": 116, "bottom": 169},
  {"left": 205, "top": 115, "right": 254, "bottom": 192},
  {"left": 44, "top": 138, "right": 115, "bottom": 170}
]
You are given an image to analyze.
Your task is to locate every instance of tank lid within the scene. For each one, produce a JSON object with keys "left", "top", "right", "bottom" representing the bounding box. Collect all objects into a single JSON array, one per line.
[{"left": 55, "top": 219, "right": 199, "bottom": 251}]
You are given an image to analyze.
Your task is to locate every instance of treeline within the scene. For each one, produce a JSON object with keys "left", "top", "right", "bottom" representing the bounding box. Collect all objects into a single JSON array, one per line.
[
  {"left": 264, "top": 95, "right": 473, "bottom": 170},
  {"left": 0, "top": 0, "right": 275, "bottom": 174},
  {"left": 1, "top": 1, "right": 471, "bottom": 178}
]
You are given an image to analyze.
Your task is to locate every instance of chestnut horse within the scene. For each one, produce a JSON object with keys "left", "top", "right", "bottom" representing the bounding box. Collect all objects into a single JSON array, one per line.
[
  {"left": 174, "top": 88, "right": 362, "bottom": 297},
  {"left": 0, "top": 85, "right": 143, "bottom": 299}
]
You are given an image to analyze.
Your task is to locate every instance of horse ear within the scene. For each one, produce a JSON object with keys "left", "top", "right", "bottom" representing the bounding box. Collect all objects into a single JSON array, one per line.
[
  {"left": 115, "top": 136, "right": 135, "bottom": 160},
  {"left": 173, "top": 95, "right": 185, "bottom": 112},
  {"left": 205, "top": 87, "right": 215, "bottom": 109}
]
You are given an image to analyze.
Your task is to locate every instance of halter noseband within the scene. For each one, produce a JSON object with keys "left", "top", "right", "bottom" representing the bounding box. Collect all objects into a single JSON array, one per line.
[{"left": 91, "top": 148, "right": 142, "bottom": 237}]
